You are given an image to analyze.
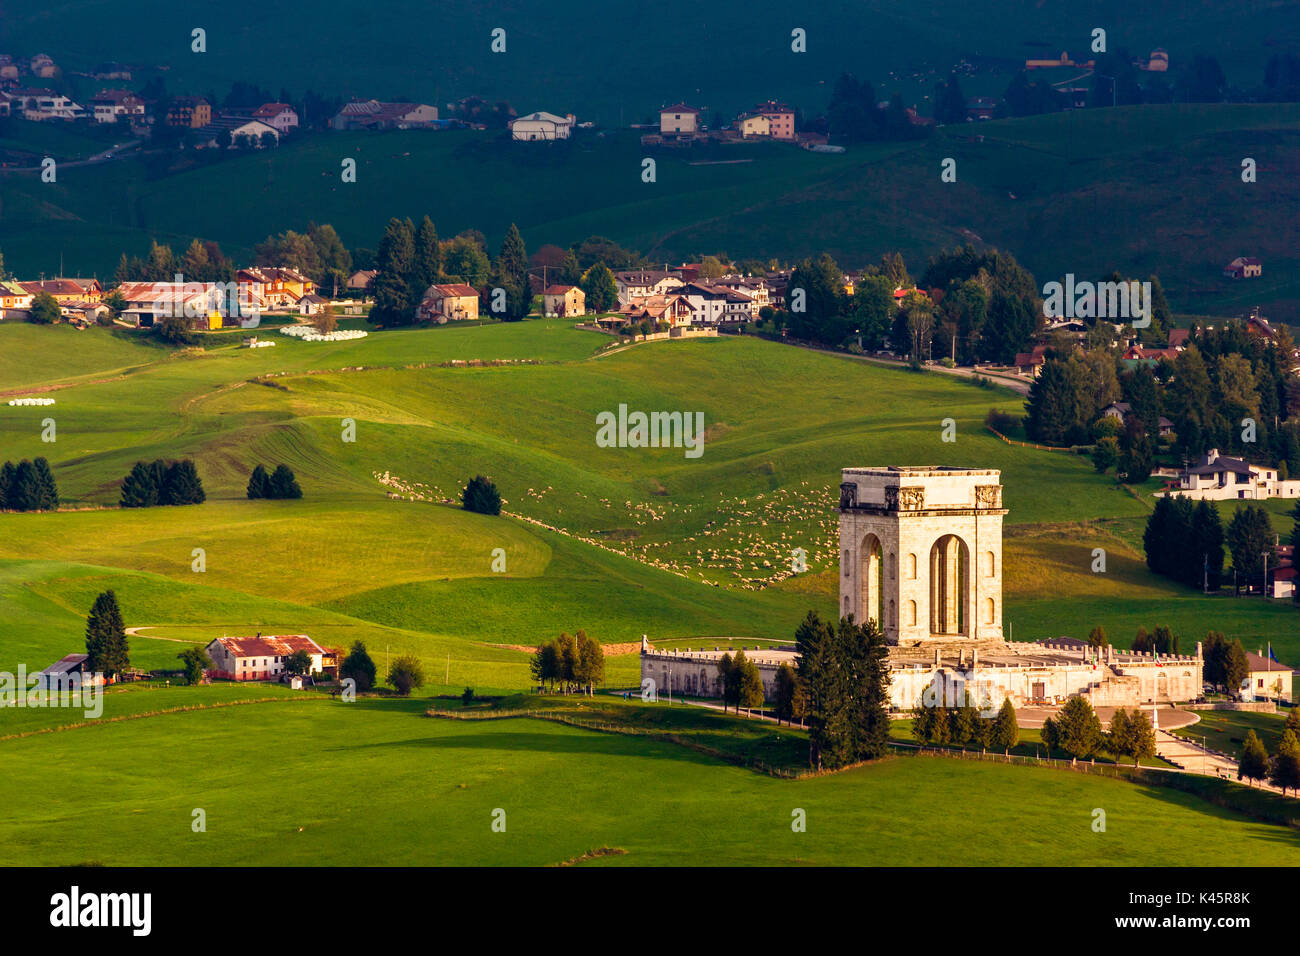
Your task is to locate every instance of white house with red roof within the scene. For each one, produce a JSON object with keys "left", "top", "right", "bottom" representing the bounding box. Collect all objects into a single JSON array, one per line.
[
  {"left": 204, "top": 634, "right": 326, "bottom": 681},
  {"left": 659, "top": 103, "right": 700, "bottom": 137},
  {"left": 1223, "top": 257, "right": 1262, "bottom": 279},
  {"left": 252, "top": 102, "right": 299, "bottom": 135}
]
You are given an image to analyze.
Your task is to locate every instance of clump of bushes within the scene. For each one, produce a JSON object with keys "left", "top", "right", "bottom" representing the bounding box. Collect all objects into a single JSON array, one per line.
[
  {"left": 246, "top": 464, "right": 302, "bottom": 500},
  {"left": 120, "top": 459, "right": 205, "bottom": 508}
]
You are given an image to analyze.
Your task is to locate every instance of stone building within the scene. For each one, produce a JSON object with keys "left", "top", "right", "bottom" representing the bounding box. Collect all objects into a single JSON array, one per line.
[{"left": 640, "top": 464, "right": 1204, "bottom": 711}]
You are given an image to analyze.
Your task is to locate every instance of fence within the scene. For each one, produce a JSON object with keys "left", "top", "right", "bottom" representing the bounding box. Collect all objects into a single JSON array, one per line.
[{"left": 985, "top": 424, "right": 1076, "bottom": 453}]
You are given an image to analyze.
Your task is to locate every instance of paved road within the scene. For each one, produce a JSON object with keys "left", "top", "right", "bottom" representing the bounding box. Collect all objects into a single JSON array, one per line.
[{"left": 0, "top": 139, "right": 144, "bottom": 175}]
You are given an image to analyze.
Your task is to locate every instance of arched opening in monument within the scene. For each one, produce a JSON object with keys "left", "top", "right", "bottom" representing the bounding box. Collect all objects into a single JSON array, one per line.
[
  {"left": 859, "top": 533, "right": 884, "bottom": 627},
  {"left": 929, "top": 534, "right": 970, "bottom": 636}
]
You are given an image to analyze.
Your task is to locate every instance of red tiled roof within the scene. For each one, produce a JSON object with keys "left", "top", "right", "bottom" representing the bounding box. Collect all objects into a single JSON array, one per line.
[
  {"left": 210, "top": 634, "right": 323, "bottom": 660},
  {"left": 431, "top": 283, "right": 478, "bottom": 298},
  {"left": 544, "top": 285, "right": 577, "bottom": 294}
]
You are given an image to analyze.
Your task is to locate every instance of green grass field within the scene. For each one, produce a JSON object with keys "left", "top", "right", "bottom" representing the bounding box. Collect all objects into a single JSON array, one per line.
[
  {"left": 4, "top": 320, "right": 1300, "bottom": 865},
  {"left": 3, "top": 693, "right": 1297, "bottom": 866},
  {"left": 5, "top": 104, "right": 1300, "bottom": 320}
]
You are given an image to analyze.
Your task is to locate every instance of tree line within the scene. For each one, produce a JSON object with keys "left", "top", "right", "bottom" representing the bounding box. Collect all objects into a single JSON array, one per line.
[
  {"left": 1238, "top": 715, "right": 1300, "bottom": 794},
  {"left": 120, "top": 459, "right": 206, "bottom": 508},
  {"left": 1040, "top": 696, "right": 1157, "bottom": 764},
  {"left": 766, "top": 245, "right": 1043, "bottom": 367},
  {"left": 912, "top": 695, "right": 1020, "bottom": 752},
  {"left": 0, "top": 457, "right": 58, "bottom": 511},
  {"left": 247, "top": 464, "right": 302, "bottom": 500},
  {"left": 1144, "top": 495, "right": 1276, "bottom": 589},
  {"left": 530, "top": 631, "right": 606, "bottom": 695}
]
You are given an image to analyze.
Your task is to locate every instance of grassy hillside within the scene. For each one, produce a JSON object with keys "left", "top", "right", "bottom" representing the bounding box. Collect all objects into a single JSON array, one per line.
[
  {"left": 5, "top": 104, "right": 1298, "bottom": 318},
  {"left": 7, "top": 0, "right": 1290, "bottom": 122}
]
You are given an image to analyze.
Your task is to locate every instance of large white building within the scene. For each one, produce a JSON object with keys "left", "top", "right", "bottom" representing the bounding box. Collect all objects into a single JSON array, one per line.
[
  {"left": 1163, "top": 449, "right": 1300, "bottom": 501},
  {"left": 509, "top": 111, "right": 573, "bottom": 141},
  {"left": 643, "top": 465, "right": 1204, "bottom": 711}
]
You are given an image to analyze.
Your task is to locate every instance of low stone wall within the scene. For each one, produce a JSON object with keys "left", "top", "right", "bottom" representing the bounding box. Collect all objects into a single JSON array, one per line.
[{"left": 1185, "top": 701, "right": 1277, "bottom": 713}]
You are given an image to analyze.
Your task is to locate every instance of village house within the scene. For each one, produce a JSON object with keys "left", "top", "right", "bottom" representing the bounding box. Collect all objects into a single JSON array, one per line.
[
  {"left": 297, "top": 293, "right": 329, "bottom": 316},
  {"left": 29, "top": 53, "right": 57, "bottom": 78},
  {"left": 1013, "top": 345, "right": 1049, "bottom": 377},
  {"left": 620, "top": 294, "right": 694, "bottom": 329},
  {"left": 1242, "top": 650, "right": 1293, "bottom": 702},
  {"left": 0, "top": 281, "right": 34, "bottom": 311},
  {"left": 1101, "top": 401, "right": 1174, "bottom": 437},
  {"left": 91, "top": 89, "right": 145, "bottom": 124},
  {"left": 20, "top": 278, "right": 102, "bottom": 305},
  {"left": 1223, "top": 256, "right": 1263, "bottom": 279},
  {"left": 753, "top": 100, "right": 795, "bottom": 139},
  {"left": 346, "top": 270, "right": 377, "bottom": 296},
  {"left": 8, "top": 88, "right": 83, "bottom": 120},
  {"left": 204, "top": 634, "right": 327, "bottom": 682},
  {"left": 615, "top": 269, "right": 684, "bottom": 307},
  {"left": 509, "top": 111, "right": 573, "bottom": 140},
  {"left": 659, "top": 103, "right": 700, "bottom": 138},
  {"left": 251, "top": 102, "right": 299, "bottom": 135},
  {"left": 417, "top": 283, "right": 480, "bottom": 323},
  {"left": 1164, "top": 448, "right": 1300, "bottom": 501},
  {"left": 236, "top": 267, "right": 314, "bottom": 309},
  {"left": 737, "top": 113, "right": 771, "bottom": 137},
  {"left": 542, "top": 284, "right": 585, "bottom": 317},
  {"left": 330, "top": 99, "right": 438, "bottom": 130},
  {"left": 166, "top": 96, "right": 212, "bottom": 128}
]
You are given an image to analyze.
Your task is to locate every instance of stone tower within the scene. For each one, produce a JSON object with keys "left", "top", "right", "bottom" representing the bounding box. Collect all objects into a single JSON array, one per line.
[{"left": 838, "top": 467, "right": 1006, "bottom": 646}]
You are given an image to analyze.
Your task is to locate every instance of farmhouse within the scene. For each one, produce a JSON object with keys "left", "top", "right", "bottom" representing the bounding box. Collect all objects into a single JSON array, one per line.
[
  {"left": 737, "top": 113, "right": 770, "bottom": 137},
  {"left": 0, "top": 281, "right": 34, "bottom": 310},
  {"left": 204, "top": 634, "right": 327, "bottom": 681},
  {"left": 346, "top": 270, "right": 377, "bottom": 295},
  {"left": 417, "top": 283, "right": 480, "bottom": 323},
  {"left": 192, "top": 116, "right": 280, "bottom": 148},
  {"left": 1223, "top": 257, "right": 1262, "bottom": 279},
  {"left": 236, "top": 267, "right": 315, "bottom": 308},
  {"left": 510, "top": 111, "right": 573, "bottom": 140},
  {"left": 331, "top": 99, "right": 438, "bottom": 130},
  {"left": 644, "top": 465, "right": 1204, "bottom": 710},
  {"left": 542, "top": 284, "right": 585, "bottom": 317}
]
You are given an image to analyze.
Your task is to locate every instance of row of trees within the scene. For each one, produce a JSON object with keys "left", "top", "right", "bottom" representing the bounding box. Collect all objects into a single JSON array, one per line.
[
  {"left": 1143, "top": 495, "right": 1225, "bottom": 588},
  {"left": 1239, "top": 727, "right": 1300, "bottom": 794},
  {"left": 0, "top": 457, "right": 58, "bottom": 511},
  {"left": 793, "top": 612, "right": 891, "bottom": 770},
  {"left": 119, "top": 459, "right": 206, "bottom": 508},
  {"left": 529, "top": 631, "right": 606, "bottom": 695},
  {"left": 1143, "top": 496, "right": 1274, "bottom": 589},
  {"left": 912, "top": 695, "right": 1020, "bottom": 751},
  {"left": 246, "top": 464, "right": 302, "bottom": 500},
  {"left": 1041, "top": 697, "right": 1157, "bottom": 764}
]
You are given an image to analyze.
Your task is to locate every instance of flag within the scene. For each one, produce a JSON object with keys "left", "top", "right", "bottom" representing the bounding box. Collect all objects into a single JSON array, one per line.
[{"left": 1270, "top": 643, "right": 1280, "bottom": 663}]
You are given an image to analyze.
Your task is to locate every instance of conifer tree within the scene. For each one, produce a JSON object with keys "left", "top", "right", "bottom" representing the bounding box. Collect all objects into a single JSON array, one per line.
[
  {"left": 269, "top": 464, "right": 302, "bottom": 500},
  {"left": 1238, "top": 729, "right": 1270, "bottom": 786},
  {"left": 32, "top": 457, "right": 58, "bottom": 510},
  {"left": 246, "top": 464, "right": 270, "bottom": 499},
  {"left": 1269, "top": 729, "right": 1300, "bottom": 796},
  {"left": 990, "top": 697, "right": 1019, "bottom": 751},
  {"left": 120, "top": 460, "right": 159, "bottom": 508},
  {"left": 0, "top": 460, "right": 13, "bottom": 509},
  {"left": 84, "top": 590, "right": 130, "bottom": 680}
]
